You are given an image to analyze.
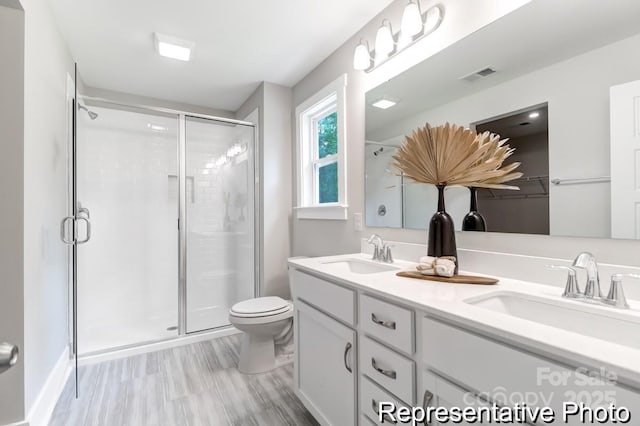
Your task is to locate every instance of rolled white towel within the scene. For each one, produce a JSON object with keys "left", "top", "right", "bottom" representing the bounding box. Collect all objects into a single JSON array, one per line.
[{"left": 416, "top": 255, "right": 456, "bottom": 278}]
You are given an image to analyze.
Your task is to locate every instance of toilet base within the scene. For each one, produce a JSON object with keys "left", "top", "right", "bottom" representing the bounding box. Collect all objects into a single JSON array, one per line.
[{"left": 238, "top": 332, "right": 276, "bottom": 374}]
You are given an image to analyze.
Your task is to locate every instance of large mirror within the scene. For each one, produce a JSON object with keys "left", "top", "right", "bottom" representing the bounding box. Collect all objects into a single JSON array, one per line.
[{"left": 365, "top": 0, "right": 640, "bottom": 239}]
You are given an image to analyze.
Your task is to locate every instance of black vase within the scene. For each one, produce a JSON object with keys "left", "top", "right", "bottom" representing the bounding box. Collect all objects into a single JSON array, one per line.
[
  {"left": 462, "top": 187, "right": 487, "bottom": 232},
  {"left": 427, "top": 184, "right": 458, "bottom": 274}
]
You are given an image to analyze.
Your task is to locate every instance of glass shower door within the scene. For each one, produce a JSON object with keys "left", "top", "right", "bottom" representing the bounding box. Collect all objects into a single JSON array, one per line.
[
  {"left": 184, "top": 116, "right": 256, "bottom": 333},
  {"left": 76, "top": 103, "right": 180, "bottom": 354}
]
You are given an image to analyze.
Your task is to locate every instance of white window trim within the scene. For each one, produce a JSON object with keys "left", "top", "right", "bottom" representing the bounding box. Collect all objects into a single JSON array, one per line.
[{"left": 295, "top": 74, "right": 348, "bottom": 220}]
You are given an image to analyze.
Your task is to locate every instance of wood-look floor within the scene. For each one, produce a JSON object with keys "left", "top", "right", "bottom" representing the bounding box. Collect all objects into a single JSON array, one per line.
[{"left": 50, "top": 334, "right": 318, "bottom": 426}]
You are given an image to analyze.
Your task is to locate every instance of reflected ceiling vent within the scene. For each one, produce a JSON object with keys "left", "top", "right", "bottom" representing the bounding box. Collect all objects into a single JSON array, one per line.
[{"left": 460, "top": 67, "right": 496, "bottom": 82}]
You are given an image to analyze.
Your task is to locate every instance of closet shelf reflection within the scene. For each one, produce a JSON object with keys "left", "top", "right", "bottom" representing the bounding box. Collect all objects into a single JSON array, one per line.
[{"left": 478, "top": 175, "right": 549, "bottom": 200}]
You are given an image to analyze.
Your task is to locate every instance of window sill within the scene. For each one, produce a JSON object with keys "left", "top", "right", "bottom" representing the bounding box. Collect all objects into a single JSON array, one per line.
[{"left": 295, "top": 204, "right": 348, "bottom": 220}]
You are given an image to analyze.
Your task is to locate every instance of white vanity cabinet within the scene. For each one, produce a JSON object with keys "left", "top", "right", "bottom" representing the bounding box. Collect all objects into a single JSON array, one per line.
[
  {"left": 291, "top": 269, "right": 358, "bottom": 426},
  {"left": 289, "top": 264, "right": 640, "bottom": 426},
  {"left": 290, "top": 268, "right": 416, "bottom": 426},
  {"left": 295, "top": 300, "right": 357, "bottom": 426}
]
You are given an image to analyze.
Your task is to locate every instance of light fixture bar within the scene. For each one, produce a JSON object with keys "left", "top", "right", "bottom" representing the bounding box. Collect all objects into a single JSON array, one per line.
[{"left": 353, "top": 4, "right": 444, "bottom": 73}]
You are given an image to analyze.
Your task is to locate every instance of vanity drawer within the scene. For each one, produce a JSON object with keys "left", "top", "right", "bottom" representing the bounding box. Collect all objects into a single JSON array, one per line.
[
  {"left": 361, "top": 376, "right": 409, "bottom": 425},
  {"left": 361, "top": 336, "right": 415, "bottom": 404},
  {"left": 289, "top": 269, "right": 355, "bottom": 325},
  {"left": 360, "top": 294, "right": 414, "bottom": 354},
  {"left": 422, "top": 316, "right": 640, "bottom": 425}
]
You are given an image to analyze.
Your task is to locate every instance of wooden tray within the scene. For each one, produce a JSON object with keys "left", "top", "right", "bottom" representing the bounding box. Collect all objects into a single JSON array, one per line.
[{"left": 396, "top": 271, "right": 498, "bottom": 285}]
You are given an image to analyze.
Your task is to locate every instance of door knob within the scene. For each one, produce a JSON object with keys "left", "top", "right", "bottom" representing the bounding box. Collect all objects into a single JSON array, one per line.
[{"left": 0, "top": 342, "right": 19, "bottom": 374}]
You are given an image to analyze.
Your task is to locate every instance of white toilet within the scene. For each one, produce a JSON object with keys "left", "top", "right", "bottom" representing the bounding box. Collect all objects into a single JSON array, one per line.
[{"left": 229, "top": 296, "right": 293, "bottom": 374}]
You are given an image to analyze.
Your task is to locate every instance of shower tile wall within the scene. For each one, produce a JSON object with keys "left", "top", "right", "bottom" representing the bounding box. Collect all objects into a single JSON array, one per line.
[{"left": 77, "top": 107, "right": 179, "bottom": 354}]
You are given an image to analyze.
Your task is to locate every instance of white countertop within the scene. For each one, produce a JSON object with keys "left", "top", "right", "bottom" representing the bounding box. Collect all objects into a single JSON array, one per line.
[{"left": 288, "top": 253, "right": 640, "bottom": 388}]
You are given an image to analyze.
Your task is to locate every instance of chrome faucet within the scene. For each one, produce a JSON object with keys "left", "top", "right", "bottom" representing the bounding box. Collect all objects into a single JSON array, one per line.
[
  {"left": 550, "top": 252, "right": 632, "bottom": 309},
  {"left": 572, "top": 252, "right": 602, "bottom": 299},
  {"left": 367, "top": 234, "right": 393, "bottom": 263}
]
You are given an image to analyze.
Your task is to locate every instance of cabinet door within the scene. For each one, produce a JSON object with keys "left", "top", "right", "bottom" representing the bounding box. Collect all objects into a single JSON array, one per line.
[
  {"left": 295, "top": 300, "right": 357, "bottom": 426},
  {"left": 422, "top": 370, "right": 498, "bottom": 426}
]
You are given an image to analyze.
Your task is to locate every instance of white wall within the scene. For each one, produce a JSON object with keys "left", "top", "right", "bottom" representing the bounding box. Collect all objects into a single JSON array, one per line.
[
  {"left": 236, "top": 82, "right": 293, "bottom": 298},
  {"left": 22, "top": 0, "right": 75, "bottom": 415},
  {"left": 374, "top": 34, "right": 640, "bottom": 239},
  {"left": 292, "top": 0, "right": 531, "bottom": 257},
  {"left": 291, "top": 0, "right": 640, "bottom": 269},
  {"left": 0, "top": 4, "right": 25, "bottom": 424}
]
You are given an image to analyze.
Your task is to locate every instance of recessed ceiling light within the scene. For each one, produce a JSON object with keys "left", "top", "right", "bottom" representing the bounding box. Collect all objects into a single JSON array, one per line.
[
  {"left": 372, "top": 99, "right": 397, "bottom": 109},
  {"left": 147, "top": 123, "right": 167, "bottom": 132},
  {"left": 154, "top": 32, "right": 194, "bottom": 62},
  {"left": 529, "top": 112, "right": 540, "bottom": 119}
]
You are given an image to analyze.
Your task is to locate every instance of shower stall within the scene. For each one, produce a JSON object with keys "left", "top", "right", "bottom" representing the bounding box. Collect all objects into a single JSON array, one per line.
[{"left": 63, "top": 76, "right": 257, "bottom": 365}]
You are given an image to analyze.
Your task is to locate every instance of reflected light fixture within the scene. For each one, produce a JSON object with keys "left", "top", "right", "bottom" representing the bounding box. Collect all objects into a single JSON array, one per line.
[
  {"left": 529, "top": 111, "right": 540, "bottom": 119},
  {"left": 353, "top": 4, "right": 444, "bottom": 73},
  {"left": 147, "top": 123, "right": 167, "bottom": 132},
  {"left": 372, "top": 98, "right": 397, "bottom": 109},
  {"left": 154, "top": 32, "right": 195, "bottom": 62}
]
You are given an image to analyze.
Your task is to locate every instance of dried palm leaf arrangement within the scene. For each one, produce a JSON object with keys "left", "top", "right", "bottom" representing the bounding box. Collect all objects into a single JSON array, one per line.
[
  {"left": 391, "top": 122, "right": 523, "bottom": 189},
  {"left": 390, "top": 122, "right": 523, "bottom": 277}
]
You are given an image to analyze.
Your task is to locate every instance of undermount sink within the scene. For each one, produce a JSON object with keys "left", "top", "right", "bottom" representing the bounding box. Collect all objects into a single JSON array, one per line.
[
  {"left": 466, "top": 291, "right": 640, "bottom": 350},
  {"left": 321, "top": 258, "right": 399, "bottom": 275}
]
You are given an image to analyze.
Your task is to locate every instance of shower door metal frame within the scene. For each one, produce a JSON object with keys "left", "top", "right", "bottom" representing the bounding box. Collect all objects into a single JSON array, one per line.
[
  {"left": 177, "top": 113, "right": 261, "bottom": 334},
  {"left": 72, "top": 95, "right": 260, "bottom": 355}
]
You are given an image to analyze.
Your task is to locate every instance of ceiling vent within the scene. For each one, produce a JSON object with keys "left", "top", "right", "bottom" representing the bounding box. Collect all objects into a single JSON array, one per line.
[{"left": 460, "top": 67, "right": 497, "bottom": 82}]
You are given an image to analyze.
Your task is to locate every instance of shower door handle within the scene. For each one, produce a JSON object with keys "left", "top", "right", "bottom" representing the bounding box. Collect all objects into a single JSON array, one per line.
[
  {"left": 75, "top": 216, "right": 92, "bottom": 244},
  {"left": 60, "top": 216, "right": 75, "bottom": 245},
  {"left": 77, "top": 206, "right": 90, "bottom": 219}
]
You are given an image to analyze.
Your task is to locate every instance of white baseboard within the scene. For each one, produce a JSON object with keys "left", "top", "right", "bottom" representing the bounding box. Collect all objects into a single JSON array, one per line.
[{"left": 26, "top": 347, "right": 72, "bottom": 426}]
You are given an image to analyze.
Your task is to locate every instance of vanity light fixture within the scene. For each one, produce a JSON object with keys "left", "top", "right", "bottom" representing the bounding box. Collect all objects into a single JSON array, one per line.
[
  {"left": 529, "top": 111, "right": 540, "bottom": 119},
  {"left": 375, "top": 20, "right": 396, "bottom": 60},
  {"left": 353, "top": 40, "right": 373, "bottom": 70},
  {"left": 154, "top": 32, "right": 195, "bottom": 62},
  {"left": 353, "top": 4, "right": 444, "bottom": 73},
  {"left": 401, "top": 0, "right": 423, "bottom": 38}
]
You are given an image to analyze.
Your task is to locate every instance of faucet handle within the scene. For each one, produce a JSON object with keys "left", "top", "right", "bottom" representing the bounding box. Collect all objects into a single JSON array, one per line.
[
  {"left": 382, "top": 245, "right": 394, "bottom": 263},
  {"left": 604, "top": 274, "right": 635, "bottom": 309},
  {"left": 371, "top": 245, "right": 381, "bottom": 261},
  {"left": 548, "top": 265, "right": 581, "bottom": 298}
]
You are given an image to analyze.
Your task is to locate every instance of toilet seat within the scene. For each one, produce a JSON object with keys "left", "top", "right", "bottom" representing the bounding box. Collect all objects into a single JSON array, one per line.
[
  {"left": 229, "top": 297, "right": 293, "bottom": 325},
  {"left": 230, "top": 296, "right": 291, "bottom": 317}
]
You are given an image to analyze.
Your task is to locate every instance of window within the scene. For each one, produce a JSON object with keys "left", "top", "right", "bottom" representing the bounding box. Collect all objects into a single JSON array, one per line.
[{"left": 295, "top": 75, "right": 347, "bottom": 220}]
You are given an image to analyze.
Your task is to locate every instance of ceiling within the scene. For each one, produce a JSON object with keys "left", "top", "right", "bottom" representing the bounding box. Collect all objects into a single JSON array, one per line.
[
  {"left": 49, "top": 0, "right": 394, "bottom": 112},
  {"left": 366, "top": 0, "right": 640, "bottom": 139},
  {"left": 475, "top": 105, "right": 548, "bottom": 139}
]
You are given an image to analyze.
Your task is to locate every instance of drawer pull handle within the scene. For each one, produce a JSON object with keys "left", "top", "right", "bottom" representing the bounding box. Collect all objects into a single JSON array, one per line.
[
  {"left": 371, "top": 313, "right": 396, "bottom": 330},
  {"left": 343, "top": 342, "right": 353, "bottom": 373},
  {"left": 371, "top": 357, "right": 397, "bottom": 379},
  {"left": 372, "top": 398, "right": 397, "bottom": 424},
  {"left": 423, "top": 389, "right": 434, "bottom": 425}
]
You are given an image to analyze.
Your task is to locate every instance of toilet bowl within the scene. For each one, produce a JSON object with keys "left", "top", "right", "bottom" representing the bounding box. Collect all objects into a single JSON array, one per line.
[{"left": 229, "top": 296, "right": 293, "bottom": 374}]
